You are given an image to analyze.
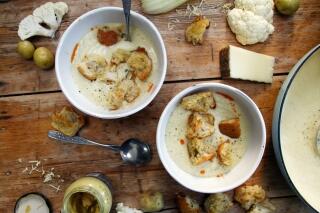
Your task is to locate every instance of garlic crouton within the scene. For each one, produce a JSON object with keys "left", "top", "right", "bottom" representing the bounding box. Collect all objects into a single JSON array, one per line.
[
  {"left": 51, "top": 106, "right": 85, "bottom": 136},
  {"left": 234, "top": 185, "right": 266, "bottom": 210},
  {"left": 204, "top": 193, "right": 233, "bottom": 213},
  {"left": 187, "top": 112, "right": 215, "bottom": 139},
  {"left": 176, "top": 193, "right": 201, "bottom": 213},
  {"left": 185, "top": 16, "right": 210, "bottom": 45},
  {"left": 187, "top": 138, "right": 215, "bottom": 165},
  {"left": 107, "top": 79, "right": 140, "bottom": 110},
  {"left": 77, "top": 55, "right": 107, "bottom": 81},
  {"left": 219, "top": 118, "right": 241, "bottom": 138},
  {"left": 217, "top": 142, "right": 233, "bottom": 166},
  {"left": 181, "top": 92, "right": 216, "bottom": 113},
  {"left": 111, "top": 49, "right": 131, "bottom": 65},
  {"left": 127, "top": 49, "right": 152, "bottom": 81}
]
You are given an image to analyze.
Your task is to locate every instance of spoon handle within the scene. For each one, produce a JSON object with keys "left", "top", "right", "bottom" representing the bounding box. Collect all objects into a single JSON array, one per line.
[
  {"left": 48, "top": 130, "right": 121, "bottom": 151},
  {"left": 122, "top": 0, "right": 131, "bottom": 41}
]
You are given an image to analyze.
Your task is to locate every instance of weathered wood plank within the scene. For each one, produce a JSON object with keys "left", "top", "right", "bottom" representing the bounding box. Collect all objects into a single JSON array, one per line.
[
  {"left": 0, "top": 0, "right": 320, "bottom": 95},
  {"left": 0, "top": 77, "right": 307, "bottom": 212}
]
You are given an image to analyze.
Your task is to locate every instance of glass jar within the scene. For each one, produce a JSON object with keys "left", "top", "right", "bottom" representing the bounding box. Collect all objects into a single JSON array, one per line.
[{"left": 62, "top": 173, "right": 112, "bottom": 213}]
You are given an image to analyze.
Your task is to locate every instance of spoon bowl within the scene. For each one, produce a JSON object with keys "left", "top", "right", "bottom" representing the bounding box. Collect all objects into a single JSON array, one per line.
[{"left": 120, "top": 138, "right": 152, "bottom": 165}]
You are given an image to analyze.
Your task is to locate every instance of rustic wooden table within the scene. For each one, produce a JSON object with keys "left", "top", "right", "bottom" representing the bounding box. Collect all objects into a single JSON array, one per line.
[{"left": 0, "top": 0, "right": 319, "bottom": 212}]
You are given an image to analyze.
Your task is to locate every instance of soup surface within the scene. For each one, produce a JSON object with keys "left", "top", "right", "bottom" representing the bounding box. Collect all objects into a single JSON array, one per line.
[
  {"left": 165, "top": 92, "right": 249, "bottom": 177},
  {"left": 72, "top": 23, "right": 158, "bottom": 110}
]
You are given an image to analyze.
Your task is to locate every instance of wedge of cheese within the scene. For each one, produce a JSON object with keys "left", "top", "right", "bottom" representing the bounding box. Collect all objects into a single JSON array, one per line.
[{"left": 220, "top": 45, "right": 275, "bottom": 83}]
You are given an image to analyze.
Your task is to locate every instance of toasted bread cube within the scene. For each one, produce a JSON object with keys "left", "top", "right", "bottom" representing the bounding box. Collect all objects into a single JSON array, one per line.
[
  {"left": 127, "top": 51, "right": 152, "bottom": 81},
  {"left": 106, "top": 79, "right": 140, "bottom": 110},
  {"left": 111, "top": 49, "right": 131, "bottom": 65},
  {"left": 181, "top": 92, "right": 215, "bottom": 113},
  {"left": 187, "top": 138, "right": 215, "bottom": 165},
  {"left": 185, "top": 16, "right": 210, "bottom": 45},
  {"left": 219, "top": 118, "right": 241, "bottom": 138},
  {"left": 187, "top": 112, "right": 214, "bottom": 139},
  {"left": 176, "top": 193, "right": 201, "bottom": 213},
  {"left": 234, "top": 185, "right": 266, "bottom": 210},
  {"left": 217, "top": 142, "right": 233, "bottom": 166},
  {"left": 204, "top": 193, "right": 233, "bottom": 213},
  {"left": 77, "top": 55, "right": 107, "bottom": 81},
  {"left": 51, "top": 106, "right": 85, "bottom": 136}
]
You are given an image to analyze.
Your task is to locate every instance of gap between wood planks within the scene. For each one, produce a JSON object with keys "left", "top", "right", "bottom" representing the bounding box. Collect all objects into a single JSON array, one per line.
[{"left": 0, "top": 72, "right": 290, "bottom": 99}]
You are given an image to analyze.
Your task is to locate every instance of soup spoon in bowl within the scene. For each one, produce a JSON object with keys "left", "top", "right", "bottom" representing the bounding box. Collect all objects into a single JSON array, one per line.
[
  {"left": 48, "top": 130, "right": 152, "bottom": 165},
  {"left": 122, "top": 0, "right": 131, "bottom": 41}
]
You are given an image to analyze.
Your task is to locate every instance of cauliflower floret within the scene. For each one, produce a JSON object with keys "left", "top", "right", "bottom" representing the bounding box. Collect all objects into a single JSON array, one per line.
[
  {"left": 18, "top": 15, "right": 56, "bottom": 40},
  {"left": 234, "top": 185, "right": 266, "bottom": 210},
  {"left": 18, "top": 2, "right": 68, "bottom": 40},
  {"left": 234, "top": 0, "right": 274, "bottom": 23},
  {"left": 227, "top": 8, "right": 274, "bottom": 45},
  {"left": 204, "top": 193, "right": 233, "bottom": 213}
]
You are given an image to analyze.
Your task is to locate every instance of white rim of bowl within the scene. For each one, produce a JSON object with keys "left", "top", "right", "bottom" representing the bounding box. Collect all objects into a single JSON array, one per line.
[
  {"left": 156, "top": 82, "right": 266, "bottom": 193},
  {"left": 55, "top": 7, "right": 167, "bottom": 119}
]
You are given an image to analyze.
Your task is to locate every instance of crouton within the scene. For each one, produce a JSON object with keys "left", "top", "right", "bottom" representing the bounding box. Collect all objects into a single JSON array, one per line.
[
  {"left": 234, "top": 185, "right": 266, "bottom": 210},
  {"left": 127, "top": 50, "right": 152, "bottom": 81},
  {"left": 185, "top": 16, "right": 210, "bottom": 45},
  {"left": 204, "top": 193, "right": 233, "bottom": 213},
  {"left": 217, "top": 142, "right": 233, "bottom": 166},
  {"left": 77, "top": 55, "right": 107, "bottom": 81},
  {"left": 248, "top": 200, "right": 276, "bottom": 213},
  {"left": 51, "top": 106, "right": 85, "bottom": 136},
  {"left": 111, "top": 49, "right": 131, "bottom": 65},
  {"left": 106, "top": 79, "right": 140, "bottom": 110},
  {"left": 218, "top": 118, "right": 241, "bottom": 138},
  {"left": 119, "top": 79, "right": 141, "bottom": 103},
  {"left": 187, "top": 138, "right": 215, "bottom": 165},
  {"left": 181, "top": 92, "right": 216, "bottom": 113},
  {"left": 187, "top": 112, "right": 215, "bottom": 139},
  {"left": 176, "top": 193, "right": 201, "bottom": 213}
]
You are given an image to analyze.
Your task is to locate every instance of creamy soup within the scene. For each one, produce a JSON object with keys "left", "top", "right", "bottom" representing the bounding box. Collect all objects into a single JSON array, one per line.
[
  {"left": 165, "top": 92, "right": 249, "bottom": 177},
  {"left": 71, "top": 24, "right": 158, "bottom": 110}
]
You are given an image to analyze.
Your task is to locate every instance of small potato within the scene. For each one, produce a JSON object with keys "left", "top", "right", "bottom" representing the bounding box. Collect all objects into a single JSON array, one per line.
[
  {"left": 139, "top": 191, "right": 164, "bottom": 212},
  {"left": 17, "top": 40, "right": 35, "bottom": 59},
  {"left": 33, "top": 47, "right": 54, "bottom": 69}
]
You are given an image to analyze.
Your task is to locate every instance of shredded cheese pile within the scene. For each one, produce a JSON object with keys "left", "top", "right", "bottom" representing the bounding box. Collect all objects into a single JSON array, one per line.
[
  {"left": 167, "top": 0, "right": 233, "bottom": 31},
  {"left": 18, "top": 158, "right": 64, "bottom": 193}
]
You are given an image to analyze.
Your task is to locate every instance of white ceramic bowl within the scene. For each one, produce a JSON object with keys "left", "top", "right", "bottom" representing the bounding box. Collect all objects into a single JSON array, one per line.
[
  {"left": 55, "top": 7, "right": 167, "bottom": 119},
  {"left": 157, "top": 83, "right": 266, "bottom": 193},
  {"left": 272, "top": 44, "right": 320, "bottom": 212}
]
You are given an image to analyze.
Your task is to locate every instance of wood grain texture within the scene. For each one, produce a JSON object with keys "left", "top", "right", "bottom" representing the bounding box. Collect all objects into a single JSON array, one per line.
[
  {"left": 0, "top": 0, "right": 320, "bottom": 95},
  {"left": 0, "top": 77, "right": 310, "bottom": 212}
]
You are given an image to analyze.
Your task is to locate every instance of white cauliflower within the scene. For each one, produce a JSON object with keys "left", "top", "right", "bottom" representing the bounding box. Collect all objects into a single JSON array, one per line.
[
  {"left": 18, "top": 2, "right": 68, "bottom": 40},
  {"left": 116, "top": 203, "right": 143, "bottom": 213},
  {"left": 234, "top": 0, "right": 274, "bottom": 23},
  {"left": 227, "top": 8, "right": 274, "bottom": 45}
]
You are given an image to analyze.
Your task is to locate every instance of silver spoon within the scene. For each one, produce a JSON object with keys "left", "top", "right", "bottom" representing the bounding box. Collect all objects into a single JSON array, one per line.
[
  {"left": 48, "top": 130, "right": 152, "bottom": 165},
  {"left": 122, "top": 0, "right": 131, "bottom": 41}
]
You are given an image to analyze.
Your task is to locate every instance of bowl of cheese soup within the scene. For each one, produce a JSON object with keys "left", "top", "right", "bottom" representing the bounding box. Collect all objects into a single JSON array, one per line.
[
  {"left": 56, "top": 7, "right": 167, "bottom": 119},
  {"left": 157, "top": 83, "right": 266, "bottom": 193}
]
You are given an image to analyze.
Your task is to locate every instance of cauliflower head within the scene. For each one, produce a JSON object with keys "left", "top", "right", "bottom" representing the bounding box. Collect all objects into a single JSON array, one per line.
[
  {"left": 234, "top": 0, "right": 274, "bottom": 23},
  {"left": 227, "top": 8, "right": 274, "bottom": 45},
  {"left": 234, "top": 185, "right": 266, "bottom": 210},
  {"left": 18, "top": 2, "right": 68, "bottom": 40}
]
